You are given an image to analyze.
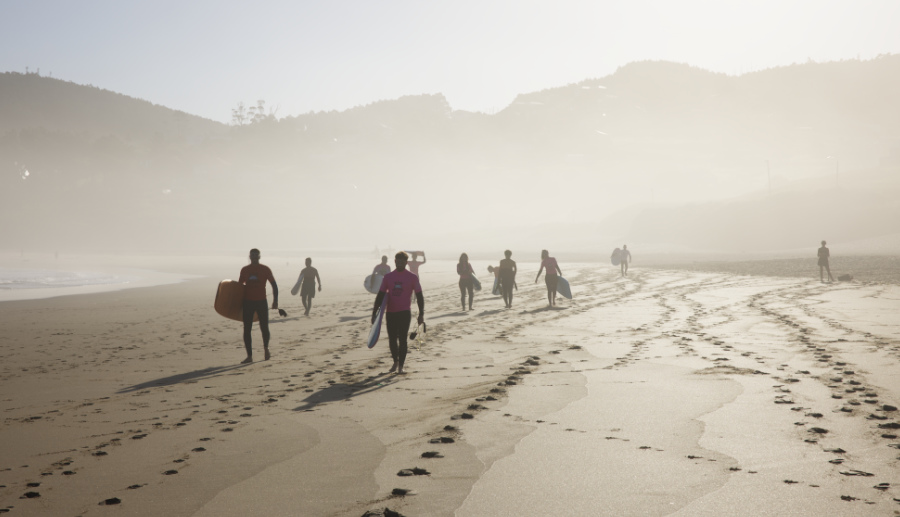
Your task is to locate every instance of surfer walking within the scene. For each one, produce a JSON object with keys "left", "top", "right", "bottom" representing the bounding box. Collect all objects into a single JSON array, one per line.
[
  {"left": 457, "top": 253, "right": 476, "bottom": 311},
  {"left": 407, "top": 251, "right": 426, "bottom": 277},
  {"left": 535, "top": 250, "right": 562, "bottom": 307},
  {"left": 499, "top": 250, "right": 517, "bottom": 309},
  {"left": 298, "top": 258, "right": 321, "bottom": 316},
  {"left": 367, "top": 255, "right": 391, "bottom": 291},
  {"left": 818, "top": 240, "right": 834, "bottom": 283},
  {"left": 238, "top": 248, "right": 278, "bottom": 364},
  {"left": 620, "top": 245, "right": 632, "bottom": 277},
  {"left": 372, "top": 251, "right": 425, "bottom": 375}
]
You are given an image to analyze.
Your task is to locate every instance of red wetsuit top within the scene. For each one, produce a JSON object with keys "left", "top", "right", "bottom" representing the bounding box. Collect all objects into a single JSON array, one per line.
[{"left": 239, "top": 264, "right": 275, "bottom": 301}]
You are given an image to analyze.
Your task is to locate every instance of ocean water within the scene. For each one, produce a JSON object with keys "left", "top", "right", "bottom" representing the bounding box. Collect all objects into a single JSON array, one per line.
[{"left": 0, "top": 268, "right": 136, "bottom": 290}]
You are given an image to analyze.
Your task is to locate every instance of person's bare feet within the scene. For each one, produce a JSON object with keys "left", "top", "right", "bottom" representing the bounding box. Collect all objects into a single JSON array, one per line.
[
  {"left": 241, "top": 356, "right": 253, "bottom": 364},
  {"left": 264, "top": 349, "right": 271, "bottom": 360},
  {"left": 388, "top": 361, "right": 398, "bottom": 373}
]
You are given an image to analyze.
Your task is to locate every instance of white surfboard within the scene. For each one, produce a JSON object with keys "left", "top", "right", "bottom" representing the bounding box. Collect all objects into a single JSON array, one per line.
[
  {"left": 611, "top": 248, "right": 622, "bottom": 266},
  {"left": 364, "top": 274, "right": 384, "bottom": 295},
  {"left": 367, "top": 295, "right": 388, "bottom": 348},
  {"left": 472, "top": 276, "right": 482, "bottom": 291},
  {"left": 557, "top": 277, "right": 572, "bottom": 299},
  {"left": 290, "top": 273, "right": 304, "bottom": 296}
]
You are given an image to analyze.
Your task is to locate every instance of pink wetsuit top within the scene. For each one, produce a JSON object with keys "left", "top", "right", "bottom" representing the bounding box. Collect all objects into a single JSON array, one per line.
[{"left": 380, "top": 270, "right": 422, "bottom": 312}]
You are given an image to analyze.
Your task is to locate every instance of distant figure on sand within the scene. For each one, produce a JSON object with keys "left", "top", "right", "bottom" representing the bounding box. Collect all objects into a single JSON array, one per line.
[
  {"left": 818, "top": 240, "right": 834, "bottom": 283},
  {"left": 499, "top": 250, "right": 517, "bottom": 309},
  {"left": 535, "top": 249, "right": 562, "bottom": 307},
  {"left": 238, "top": 249, "right": 278, "bottom": 363},
  {"left": 407, "top": 251, "right": 426, "bottom": 277},
  {"left": 488, "top": 265, "right": 501, "bottom": 295},
  {"left": 367, "top": 255, "right": 392, "bottom": 291},
  {"left": 298, "top": 258, "right": 322, "bottom": 316},
  {"left": 620, "top": 245, "right": 632, "bottom": 276},
  {"left": 372, "top": 252, "right": 425, "bottom": 375},
  {"left": 457, "top": 253, "right": 476, "bottom": 311}
]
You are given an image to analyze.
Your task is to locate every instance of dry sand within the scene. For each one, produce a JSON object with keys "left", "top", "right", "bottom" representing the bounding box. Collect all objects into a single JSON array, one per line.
[{"left": 1, "top": 257, "right": 899, "bottom": 516}]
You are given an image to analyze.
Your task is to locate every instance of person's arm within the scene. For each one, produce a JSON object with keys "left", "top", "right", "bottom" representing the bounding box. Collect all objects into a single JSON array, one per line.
[
  {"left": 270, "top": 275, "right": 279, "bottom": 310},
  {"left": 372, "top": 291, "right": 386, "bottom": 323},
  {"left": 421, "top": 253, "right": 426, "bottom": 265},
  {"left": 535, "top": 264, "right": 544, "bottom": 283},
  {"left": 556, "top": 263, "right": 563, "bottom": 276},
  {"left": 316, "top": 271, "right": 322, "bottom": 291},
  {"left": 415, "top": 291, "right": 425, "bottom": 324}
]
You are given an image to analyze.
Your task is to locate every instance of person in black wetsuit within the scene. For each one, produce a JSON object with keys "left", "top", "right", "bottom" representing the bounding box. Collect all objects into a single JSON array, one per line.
[
  {"left": 457, "top": 252, "right": 475, "bottom": 311},
  {"left": 499, "top": 250, "right": 517, "bottom": 309},
  {"left": 298, "top": 257, "right": 321, "bottom": 316}
]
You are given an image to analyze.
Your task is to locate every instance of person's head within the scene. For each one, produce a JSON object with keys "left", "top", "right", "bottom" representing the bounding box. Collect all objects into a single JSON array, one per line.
[
  {"left": 541, "top": 249, "right": 549, "bottom": 259},
  {"left": 623, "top": 244, "right": 627, "bottom": 249},
  {"left": 459, "top": 252, "right": 468, "bottom": 264},
  {"left": 410, "top": 252, "right": 418, "bottom": 260},
  {"left": 504, "top": 250, "right": 512, "bottom": 258},
  {"left": 395, "top": 251, "right": 409, "bottom": 270},
  {"left": 249, "top": 248, "right": 261, "bottom": 263},
  {"left": 305, "top": 257, "right": 312, "bottom": 266},
  {"left": 821, "top": 240, "right": 826, "bottom": 246},
  {"left": 381, "top": 255, "right": 388, "bottom": 264},
  {"left": 487, "top": 265, "right": 494, "bottom": 273}
]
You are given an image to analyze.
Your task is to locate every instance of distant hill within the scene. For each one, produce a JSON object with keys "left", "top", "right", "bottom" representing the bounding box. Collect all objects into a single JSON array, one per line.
[
  {"left": 0, "top": 72, "right": 225, "bottom": 140},
  {"left": 1, "top": 57, "right": 899, "bottom": 253}
]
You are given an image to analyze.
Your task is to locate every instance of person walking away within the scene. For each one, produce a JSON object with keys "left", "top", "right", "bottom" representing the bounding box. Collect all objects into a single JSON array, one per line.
[
  {"left": 499, "top": 250, "right": 517, "bottom": 309},
  {"left": 535, "top": 249, "right": 562, "bottom": 307},
  {"left": 408, "top": 251, "right": 426, "bottom": 277},
  {"left": 488, "top": 265, "right": 501, "bottom": 295},
  {"left": 818, "top": 240, "right": 834, "bottom": 283},
  {"left": 298, "top": 257, "right": 321, "bottom": 316},
  {"left": 372, "top": 252, "right": 425, "bottom": 375},
  {"left": 239, "top": 248, "right": 278, "bottom": 363},
  {"left": 457, "top": 253, "right": 476, "bottom": 311},
  {"left": 620, "top": 245, "right": 632, "bottom": 277}
]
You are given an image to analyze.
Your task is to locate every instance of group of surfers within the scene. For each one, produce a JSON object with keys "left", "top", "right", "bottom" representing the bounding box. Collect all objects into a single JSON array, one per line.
[{"left": 234, "top": 248, "right": 591, "bottom": 372}]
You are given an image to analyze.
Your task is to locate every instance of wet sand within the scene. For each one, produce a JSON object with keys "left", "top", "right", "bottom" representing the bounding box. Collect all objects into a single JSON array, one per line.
[{"left": 1, "top": 259, "right": 899, "bottom": 516}]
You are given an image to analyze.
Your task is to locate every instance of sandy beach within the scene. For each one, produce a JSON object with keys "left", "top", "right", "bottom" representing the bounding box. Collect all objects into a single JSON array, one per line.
[{"left": 1, "top": 258, "right": 899, "bottom": 516}]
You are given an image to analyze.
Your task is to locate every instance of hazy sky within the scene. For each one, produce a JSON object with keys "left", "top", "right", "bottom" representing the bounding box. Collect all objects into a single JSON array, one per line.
[{"left": 3, "top": 0, "right": 900, "bottom": 123}]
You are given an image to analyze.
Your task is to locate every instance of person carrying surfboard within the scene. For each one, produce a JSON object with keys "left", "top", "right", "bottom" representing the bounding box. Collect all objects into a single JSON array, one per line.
[
  {"left": 457, "top": 252, "right": 476, "bottom": 311},
  {"left": 372, "top": 251, "right": 425, "bottom": 374},
  {"left": 407, "top": 251, "right": 426, "bottom": 277},
  {"left": 499, "top": 250, "right": 517, "bottom": 309},
  {"left": 298, "top": 257, "right": 322, "bottom": 316},
  {"left": 367, "top": 255, "right": 391, "bottom": 290},
  {"left": 535, "top": 249, "right": 562, "bottom": 307},
  {"left": 620, "top": 245, "right": 632, "bottom": 277},
  {"left": 238, "top": 248, "right": 278, "bottom": 364}
]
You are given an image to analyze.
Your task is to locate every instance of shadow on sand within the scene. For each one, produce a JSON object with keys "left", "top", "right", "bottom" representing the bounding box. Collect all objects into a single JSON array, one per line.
[
  {"left": 117, "top": 364, "right": 251, "bottom": 393},
  {"left": 527, "top": 306, "right": 570, "bottom": 314},
  {"left": 430, "top": 311, "right": 469, "bottom": 320},
  {"left": 293, "top": 372, "right": 395, "bottom": 411},
  {"left": 339, "top": 315, "right": 369, "bottom": 323}
]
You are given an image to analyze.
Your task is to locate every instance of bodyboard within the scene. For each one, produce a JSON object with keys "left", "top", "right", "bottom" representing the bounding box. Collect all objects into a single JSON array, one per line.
[
  {"left": 215, "top": 280, "right": 257, "bottom": 322},
  {"left": 367, "top": 295, "right": 388, "bottom": 348},
  {"left": 364, "top": 274, "right": 384, "bottom": 294},
  {"left": 557, "top": 277, "right": 573, "bottom": 299},
  {"left": 611, "top": 248, "right": 622, "bottom": 266},
  {"left": 290, "top": 273, "right": 304, "bottom": 296},
  {"left": 492, "top": 276, "right": 501, "bottom": 296},
  {"left": 472, "top": 276, "right": 482, "bottom": 291}
]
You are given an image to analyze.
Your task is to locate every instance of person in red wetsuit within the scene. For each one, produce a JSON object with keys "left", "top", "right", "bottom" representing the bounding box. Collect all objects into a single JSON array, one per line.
[
  {"left": 372, "top": 251, "right": 425, "bottom": 375},
  {"left": 238, "top": 248, "right": 278, "bottom": 364}
]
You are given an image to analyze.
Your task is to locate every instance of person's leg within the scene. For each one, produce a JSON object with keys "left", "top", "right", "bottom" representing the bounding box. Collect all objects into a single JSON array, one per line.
[
  {"left": 467, "top": 281, "right": 474, "bottom": 310},
  {"left": 242, "top": 301, "right": 254, "bottom": 363},
  {"left": 459, "top": 280, "right": 466, "bottom": 311},
  {"left": 825, "top": 263, "right": 834, "bottom": 282},
  {"left": 386, "top": 312, "right": 400, "bottom": 372},
  {"left": 396, "top": 311, "right": 411, "bottom": 373},
  {"left": 256, "top": 300, "right": 271, "bottom": 360},
  {"left": 301, "top": 293, "right": 309, "bottom": 312},
  {"left": 819, "top": 265, "right": 824, "bottom": 282}
]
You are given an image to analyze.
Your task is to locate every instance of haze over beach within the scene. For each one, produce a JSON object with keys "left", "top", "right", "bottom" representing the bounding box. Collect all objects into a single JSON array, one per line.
[{"left": 2, "top": 1, "right": 900, "bottom": 516}]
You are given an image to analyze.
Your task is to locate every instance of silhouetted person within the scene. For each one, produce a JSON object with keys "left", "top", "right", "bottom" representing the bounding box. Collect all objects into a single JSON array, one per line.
[
  {"left": 239, "top": 248, "right": 278, "bottom": 363},
  {"left": 408, "top": 251, "right": 426, "bottom": 277},
  {"left": 367, "top": 255, "right": 391, "bottom": 292},
  {"left": 372, "top": 251, "right": 425, "bottom": 375},
  {"left": 499, "top": 250, "right": 517, "bottom": 308},
  {"left": 818, "top": 240, "right": 834, "bottom": 283},
  {"left": 620, "top": 244, "right": 632, "bottom": 277},
  {"left": 298, "top": 257, "right": 321, "bottom": 316},
  {"left": 535, "top": 249, "right": 562, "bottom": 307},
  {"left": 488, "top": 265, "right": 501, "bottom": 295},
  {"left": 457, "top": 253, "right": 476, "bottom": 311}
]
